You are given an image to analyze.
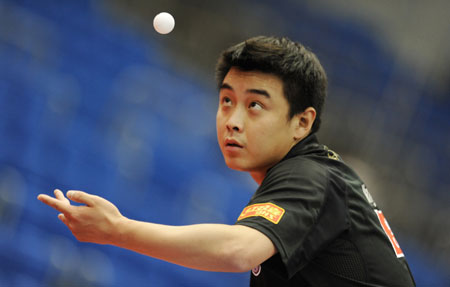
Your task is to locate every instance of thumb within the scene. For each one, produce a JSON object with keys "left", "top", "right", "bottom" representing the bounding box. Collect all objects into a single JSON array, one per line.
[
  {"left": 67, "top": 190, "right": 95, "bottom": 206},
  {"left": 58, "top": 213, "right": 69, "bottom": 225}
]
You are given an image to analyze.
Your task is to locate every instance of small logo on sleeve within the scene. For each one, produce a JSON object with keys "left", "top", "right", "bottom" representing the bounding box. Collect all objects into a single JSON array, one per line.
[
  {"left": 362, "top": 184, "right": 377, "bottom": 208},
  {"left": 252, "top": 265, "right": 261, "bottom": 277},
  {"left": 237, "top": 202, "right": 285, "bottom": 224},
  {"left": 375, "top": 209, "right": 404, "bottom": 258}
]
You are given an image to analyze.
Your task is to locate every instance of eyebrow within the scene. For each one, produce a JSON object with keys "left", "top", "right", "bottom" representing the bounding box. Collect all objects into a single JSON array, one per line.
[
  {"left": 220, "top": 83, "right": 271, "bottom": 98},
  {"left": 220, "top": 83, "right": 233, "bottom": 91},
  {"left": 247, "top": 88, "right": 271, "bottom": 98}
]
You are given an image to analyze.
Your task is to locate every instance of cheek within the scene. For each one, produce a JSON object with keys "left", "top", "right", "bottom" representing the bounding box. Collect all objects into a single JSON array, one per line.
[
  {"left": 246, "top": 124, "right": 272, "bottom": 152},
  {"left": 216, "top": 121, "right": 221, "bottom": 141},
  {"left": 216, "top": 114, "right": 225, "bottom": 139},
  {"left": 216, "top": 110, "right": 221, "bottom": 128},
  {"left": 256, "top": 119, "right": 280, "bottom": 138},
  {"left": 251, "top": 121, "right": 288, "bottom": 151}
]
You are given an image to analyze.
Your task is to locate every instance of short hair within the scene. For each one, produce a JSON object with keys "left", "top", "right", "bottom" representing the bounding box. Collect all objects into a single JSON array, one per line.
[{"left": 215, "top": 36, "right": 327, "bottom": 133}]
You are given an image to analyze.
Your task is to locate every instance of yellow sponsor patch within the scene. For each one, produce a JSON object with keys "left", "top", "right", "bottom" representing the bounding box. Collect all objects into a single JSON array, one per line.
[{"left": 237, "top": 202, "right": 285, "bottom": 224}]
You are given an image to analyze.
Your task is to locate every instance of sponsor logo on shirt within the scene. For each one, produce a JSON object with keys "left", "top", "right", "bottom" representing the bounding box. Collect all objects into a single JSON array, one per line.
[{"left": 237, "top": 202, "right": 285, "bottom": 224}]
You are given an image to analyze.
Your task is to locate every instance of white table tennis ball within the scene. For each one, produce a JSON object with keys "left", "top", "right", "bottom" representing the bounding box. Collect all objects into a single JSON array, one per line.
[{"left": 153, "top": 12, "right": 175, "bottom": 34}]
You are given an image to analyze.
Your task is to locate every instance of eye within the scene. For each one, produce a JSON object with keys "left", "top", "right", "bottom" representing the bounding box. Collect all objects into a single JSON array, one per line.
[
  {"left": 222, "top": 96, "right": 232, "bottom": 106},
  {"left": 249, "top": 101, "right": 263, "bottom": 110}
]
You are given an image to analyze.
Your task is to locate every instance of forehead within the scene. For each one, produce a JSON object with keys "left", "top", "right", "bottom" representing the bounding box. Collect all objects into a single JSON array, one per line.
[{"left": 222, "top": 67, "right": 284, "bottom": 95}]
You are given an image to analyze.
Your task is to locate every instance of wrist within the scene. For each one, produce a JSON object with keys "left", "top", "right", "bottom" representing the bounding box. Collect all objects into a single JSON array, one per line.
[{"left": 111, "top": 215, "right": 131, "bottom": 247}]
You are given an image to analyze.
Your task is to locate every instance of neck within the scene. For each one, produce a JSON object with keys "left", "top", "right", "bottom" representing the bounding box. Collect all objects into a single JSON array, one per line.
[
  {"left": 249, "top": 134, "right": 312, "bottom": 185},
  {"left": 250, "top": 171, "right": 266, "bottom": 185}
]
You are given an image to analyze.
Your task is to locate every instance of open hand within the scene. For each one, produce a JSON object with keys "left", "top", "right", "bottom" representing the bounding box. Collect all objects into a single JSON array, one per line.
[{"left": 38, "top": 189, "right": 124, "bottom": 245}]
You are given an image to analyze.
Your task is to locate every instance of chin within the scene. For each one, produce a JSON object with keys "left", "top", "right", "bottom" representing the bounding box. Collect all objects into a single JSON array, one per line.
[
  {"left": 225, "top": 162, "right": 244, "bottom": 171},
  {"left": 227, "top": 161, "right": 263, "bottom": 174},
  {"left": 224, "top": 159, "right": 248, "bottom": 171}
]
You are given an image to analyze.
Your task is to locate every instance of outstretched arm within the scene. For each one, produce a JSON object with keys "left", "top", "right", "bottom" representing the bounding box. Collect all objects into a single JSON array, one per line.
[{"left": 38, "top": 189, "right": 276, "bottom": 272}]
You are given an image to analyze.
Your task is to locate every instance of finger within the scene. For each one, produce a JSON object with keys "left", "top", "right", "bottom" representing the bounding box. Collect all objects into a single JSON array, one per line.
[
  {"left": 66, "top": 190, "right": 95, "bottom": 206},
  {"left": 54, "top": 189, "right": 71, "bottom": 205},
  {"left": 58, "top": 213, "right": 68, "bottom": 225},
  {"left": 54, "top": 189, "right": 66, "bottom": 200},
  {"left": 37, "top": 194, "right": 71, "bottom": 214}
]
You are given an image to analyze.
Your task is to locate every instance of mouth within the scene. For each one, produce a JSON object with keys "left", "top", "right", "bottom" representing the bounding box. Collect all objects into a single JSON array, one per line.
[{"left": 225, "top": 139, "right": 243, "bottom": 149}]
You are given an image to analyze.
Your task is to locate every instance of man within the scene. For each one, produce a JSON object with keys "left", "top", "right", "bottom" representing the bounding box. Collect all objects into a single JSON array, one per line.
[{"left": 38, "top": 36, "right": 416, "bottom": 286}]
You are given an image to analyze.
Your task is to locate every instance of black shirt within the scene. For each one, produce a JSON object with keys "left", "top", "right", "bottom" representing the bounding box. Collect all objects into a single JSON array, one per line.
[{"left": 235, "top": 134, "right": 415, "bottom": 286}]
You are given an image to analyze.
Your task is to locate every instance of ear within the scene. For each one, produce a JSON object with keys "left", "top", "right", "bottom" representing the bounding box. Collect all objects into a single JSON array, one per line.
[{"left": 292, "top": 107, "right": 316, "bottom": 141}]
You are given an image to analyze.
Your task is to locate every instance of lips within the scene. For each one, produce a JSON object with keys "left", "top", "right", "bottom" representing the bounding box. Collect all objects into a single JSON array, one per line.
[{"left": 225, "top": 138, "right": 243, "bottom": 148}]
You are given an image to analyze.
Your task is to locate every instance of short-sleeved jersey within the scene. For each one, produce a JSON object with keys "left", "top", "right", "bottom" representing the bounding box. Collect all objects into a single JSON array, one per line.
[{"left": 235, "top": 134, "right": 415, "bottom": 286}]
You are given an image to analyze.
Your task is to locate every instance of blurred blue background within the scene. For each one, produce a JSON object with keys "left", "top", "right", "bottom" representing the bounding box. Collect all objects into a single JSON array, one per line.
[{"left": 0, "top": 0, "right": 449, "bottom": 286}]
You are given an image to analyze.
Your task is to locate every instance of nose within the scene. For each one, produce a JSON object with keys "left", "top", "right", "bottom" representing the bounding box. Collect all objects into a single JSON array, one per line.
[{"left": 226, "top": 108, "right": 244, "bottom": 132}]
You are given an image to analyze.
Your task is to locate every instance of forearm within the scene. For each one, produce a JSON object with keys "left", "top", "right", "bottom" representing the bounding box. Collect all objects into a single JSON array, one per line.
[
  {"left": 37, "top": 190, "right": 275, "bottom": 272},
  {"left": 113, "top": 218, "right": 250, "bottom": 272}
]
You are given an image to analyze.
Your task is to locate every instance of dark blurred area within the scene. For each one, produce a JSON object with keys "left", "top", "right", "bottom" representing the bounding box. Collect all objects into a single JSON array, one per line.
[{"left": 0, "top": 0, "right": 449, "bottom": 286}]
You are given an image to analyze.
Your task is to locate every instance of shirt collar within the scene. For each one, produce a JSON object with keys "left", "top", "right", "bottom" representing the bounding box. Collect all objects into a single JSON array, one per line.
[{"left": 282, "top": 133, "right": 320, "bottom": 161}]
